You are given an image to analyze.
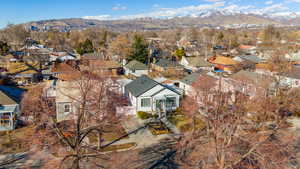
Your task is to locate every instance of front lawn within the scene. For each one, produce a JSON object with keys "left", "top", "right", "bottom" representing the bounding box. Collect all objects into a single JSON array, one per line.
[
  {"left": 88, "top": 125, "right": 128, "bottom": 144},
  {"left": 168, "top": 114, "right": 206, "bottom": 132},
  {"left": 0, "top": 126, "right": 35, "bottom": 154}
]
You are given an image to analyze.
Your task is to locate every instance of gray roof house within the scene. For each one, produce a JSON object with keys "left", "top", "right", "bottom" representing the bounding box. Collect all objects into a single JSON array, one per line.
[
  {"left": 124, "top": 60, "right": 149, "bottom": 77},
  {"left": 180, "top": 56, "right": 213, "bottom": 72},
  {"left": 0, "top": 89, "right": 21, "bottom": 131},
  {"left": 152, "top": 59, "right": 184, "bottom": 72},
  {"left": 124, "top": 75, "right": 181, "bottom": 116}
]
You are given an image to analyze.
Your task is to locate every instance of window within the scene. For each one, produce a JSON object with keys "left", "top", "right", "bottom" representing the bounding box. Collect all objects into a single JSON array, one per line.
[
  {"left": 64, "top": 104, "right": 71, "bottom": 113},
  {"left": 166, "top": 97, "right": 176, "bottom": 107},
  {"left": 141, "top": 98, "right": 151, "bottom": 107}
]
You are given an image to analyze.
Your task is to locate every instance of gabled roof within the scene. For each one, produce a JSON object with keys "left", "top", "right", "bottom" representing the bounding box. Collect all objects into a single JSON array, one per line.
[
  {"left": 185, "top": 57, "right": 213, "bottom": 67},
  {"left": 180, "top": 72, "right": 202, "bottom": 85},
  {"left": 125, "top": 75, "right": 180, "bottom": 97},
  {"left": 154, "top": 59, "right": 183, "bottom": 68},
  {"left": 82, "top": 52, "right": 105, "bottom": 60},
  {"left": 51, "top": 63, "right": 76, "bottom": 73},
  {"left": 238, "top": 55, "right": 261, "bottom": 64},
  {"left": 230, "top": 70, "right": 269, "bottom": 84},
  {"left": 125, "top": 75, "right": 158, "bottom": 97},
  {"left": 282, "top": 67, "right": 300, "bottom": 79},
  {"left": 125, "top": 60, "right": 148, "bottom": 70},
  {"left": 0, "top": 90, "right": 17, "bottom": 105},
  {"left": 209, "top": 56, "right": 239, "bottom": 66}
]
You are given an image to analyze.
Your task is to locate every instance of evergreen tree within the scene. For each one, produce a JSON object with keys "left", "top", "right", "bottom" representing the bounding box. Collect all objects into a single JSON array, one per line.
[
  {"left": 0, "top": 41, "right": 10, "bottom": 55},
  {"left": 76, "top": 39, "right": 94, "bottom": 55},
  {"left": 128, "top": 35, "right": 148, "bottom": 63}
]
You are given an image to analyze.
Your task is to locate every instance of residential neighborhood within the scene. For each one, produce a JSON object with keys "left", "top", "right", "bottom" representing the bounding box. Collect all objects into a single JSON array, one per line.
[{"left": 1, "top": 1, "right": 300, "bottom": 168}]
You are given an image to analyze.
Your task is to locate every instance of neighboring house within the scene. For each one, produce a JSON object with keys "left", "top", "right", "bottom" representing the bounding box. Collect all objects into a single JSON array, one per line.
[
  {"left": 55, "top": 80, "right": 79, "bottom": 122},
  {"left": 208, "top": 56, "right": 240, "bottom": 74},
  {"left": 124, "top": 60, "right": 149, "bottom": 77},
  {"left": 278, "top": 67, "right": 300, "bottom": 88},
  {"left": 285, "top": 51, "right": 300, "bottom": 65},
  {"left": 239, "top": 45, "right": 257, "bottom": 55},
  {"left": 81, "top": 60, "right": 121, "bottom": 76},
  {"left": 0, "top": 90, "right": 20, "bottom": 131},
  {"left": 124, "top": 75, "right": 181, "bottom": 116},
  {"left": 50, "top": 52, "right": 77, "bottom": 62},
  {"left": 233, "top": 55, "right": 261, "bottom": 70},
  {"left": 255, "top": 63, "right": 273, "bottom": 75},
  {"left": 51, "top": 62, "right": 79, "bottom": 80},
  {"left": 80, "top": 52, "right": 105, "bottom": 66},
  {"left": 179, "top": 72, "right": 202, "bottom": 95},
  {"left": 228, "top": 70, "right": 273, "bottom": 97},
  {"left": 152, "top": 59, "right": 184, "bottom": 72},
  {"left": 180, "top": 56, "right": 214, "bottom": 72}
]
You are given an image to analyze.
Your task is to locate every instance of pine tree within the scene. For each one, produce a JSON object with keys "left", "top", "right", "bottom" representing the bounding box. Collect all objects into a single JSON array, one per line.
[{"left": 128, "top": 35, "right": 148, "bottom": 63}]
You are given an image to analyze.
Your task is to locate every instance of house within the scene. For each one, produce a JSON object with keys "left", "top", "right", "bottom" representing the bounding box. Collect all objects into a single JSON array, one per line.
[
  {"left": 278, "top": 67, "right": 300, "bottom": 88},
  {"left": 124, "top": 75, "right": 181, "bottom": 116},
  {"left": 179, "top": 72, "right": 202, "bottom": 95},
  {"left": 0, "top": 89, "right": 21, "bottom": 131},
  {"left": 208, "top": 56, "right": 240, "bottom": 74},
  {"left": 80, "top": 52, "right": 105, "bottom": 66},
  {"left": 152, "top": 59, "right": 184, "bottom": 73},
  {"left": 233, "top": 55, "right": 261, "bottom": 70},
  {"left": 229, "top": 70, "right": 273, "bottom": 97},
  {"left": 180, "top": 56, "right": 214, "bottom": 72},
  {"left": 81, "top": 60, "right": 121, "bottom": 76},
  {"left": 124, "top": 60, "right": 149, "bottom": 77},
  {"left": 239, "top": 45, "right": 257, "bottom": 55}
]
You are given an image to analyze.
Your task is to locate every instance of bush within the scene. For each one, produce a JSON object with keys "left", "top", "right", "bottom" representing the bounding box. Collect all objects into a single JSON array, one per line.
[{"left": 137, "top": 111, "right": 156, "bottom": 120}]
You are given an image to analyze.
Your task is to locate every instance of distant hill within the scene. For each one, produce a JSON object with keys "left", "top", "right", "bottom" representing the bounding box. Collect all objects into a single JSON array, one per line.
[{"left": 23, "top": 10, "right": 300, "bottom": 32}]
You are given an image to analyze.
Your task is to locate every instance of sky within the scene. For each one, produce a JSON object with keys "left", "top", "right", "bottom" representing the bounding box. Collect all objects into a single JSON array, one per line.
[{"left": 1, "top": 0, "right": 300, "bottom": 28}]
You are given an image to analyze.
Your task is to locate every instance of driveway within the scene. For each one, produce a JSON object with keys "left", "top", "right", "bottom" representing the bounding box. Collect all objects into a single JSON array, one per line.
[{"left": 119, "top": 116, "right": 172, "bottom": 149}]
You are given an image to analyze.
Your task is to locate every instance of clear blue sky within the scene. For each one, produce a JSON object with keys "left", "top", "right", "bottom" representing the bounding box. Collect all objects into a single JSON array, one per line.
[{"left": 1, "top": 0, "right": 300, "bottom": 28}]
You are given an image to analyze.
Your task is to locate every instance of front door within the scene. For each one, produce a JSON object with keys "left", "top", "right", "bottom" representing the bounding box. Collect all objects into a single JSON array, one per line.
[{"left": 156, "top": 99, "right": 165, "bottom": 118}]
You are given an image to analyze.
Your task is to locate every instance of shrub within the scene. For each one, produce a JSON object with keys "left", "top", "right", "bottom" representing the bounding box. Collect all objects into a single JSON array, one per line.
[
  {"left": 137, "top": 111, "right": 152, "bottom": 120},
  {"left": 137, "top": 111, "right": 158, "bottom": 120}
]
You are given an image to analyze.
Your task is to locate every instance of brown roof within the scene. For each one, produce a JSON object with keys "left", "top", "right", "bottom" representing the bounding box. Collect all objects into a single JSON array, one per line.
[
  {"left": 0, "top": 90, "right": 17, "bottom": 105},
  {"left": 90, "top": 60, "right": 120, "bottom": 69},
  {"left": 209, "top": 56, "right": 239, "bottom": 65},
  {"left": 51, "top": 63, "right": 76, "bottom": 73}
]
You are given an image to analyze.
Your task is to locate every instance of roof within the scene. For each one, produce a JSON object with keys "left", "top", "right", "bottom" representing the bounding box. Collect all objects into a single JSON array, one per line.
[
  {"left": 125, "top": 60, "right": 148, "bottom": 70},
  {"left": 239, "top": 45, "right": 256, "bottom": 50},
  {"left": 154, "top": 59, "right": 183, "bottom": 68},
  {"left": 256, "top": 63, "right": 272, "bottom": 71},
  {"left": 282, "top": 67, "right": 300, "bottom": 79},
  {"left": 185, "top": 57, "right": 213, "bottom": 67},
  {"left": 230, "top": 70, "right": 268, "bottom": 84},
  {"left": 51, "top": 63, "right": 76, "bottom": 73},
  {"left": 238, "top": 55, "right": 261, "bottom": 64},
  {"left": 90, "top": 60, "right": 120, "bottom": 69},
  {"left": 125, "top": 75, "right": 180, "bottom": 97},
  {"left": 82, "top": 52, "right": 105, "bottom": 60},
  {"left": 180, "top": 72, "right": 202, "bottom": 85},
  {"left": 0, "top": 90, "right": 17, "bottom": 105},
  {"left": 125, "top": 75, "right": 159, "bottom": 97},
  {"left": 209, "top": 56, "right": 239, "bottom": 65}
]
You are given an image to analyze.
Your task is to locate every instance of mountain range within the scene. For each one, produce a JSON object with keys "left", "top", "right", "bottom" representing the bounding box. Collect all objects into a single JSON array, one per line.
[{"left": 25, "top": 9, "right": 300, "bottom": 32}]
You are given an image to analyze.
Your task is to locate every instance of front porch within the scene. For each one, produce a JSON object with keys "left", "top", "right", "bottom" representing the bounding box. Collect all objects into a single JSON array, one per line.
[{"left": 0, "top": 112, "right": 16, "bottom": 131}]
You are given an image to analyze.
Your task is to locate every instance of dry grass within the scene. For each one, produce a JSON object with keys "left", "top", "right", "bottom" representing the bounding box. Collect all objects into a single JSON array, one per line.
[
  {"left": 88, "top": 125, "right": 128, "bottom": 144},
  {"left": 100, "top": 142, "right": 136, "bottom": 152},
  {"left": 0, "top": 126, "right": 35, "bottom": 154}
]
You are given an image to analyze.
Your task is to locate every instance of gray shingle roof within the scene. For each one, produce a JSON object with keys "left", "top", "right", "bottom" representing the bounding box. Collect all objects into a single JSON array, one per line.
[
  {"left": 0, "top": 90, "right": 17, "bottom": 105},
  {"left": 125, "top": 75, "right": 158, "bottom": 97},
  {"left": 185, "top": 57, "right": 213, "bottom": 67},
  {"left": 239, "top": 55, "right": 261, "bottom": 63},
  {"left": 125, "top": 60, "right": 148, "bottom": 70},
  {"left": 180, "top": 72, "right": 201, "bottom": 85},
  {"left": 155, "top": 59, "right": 183, "bottom": 68}
]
